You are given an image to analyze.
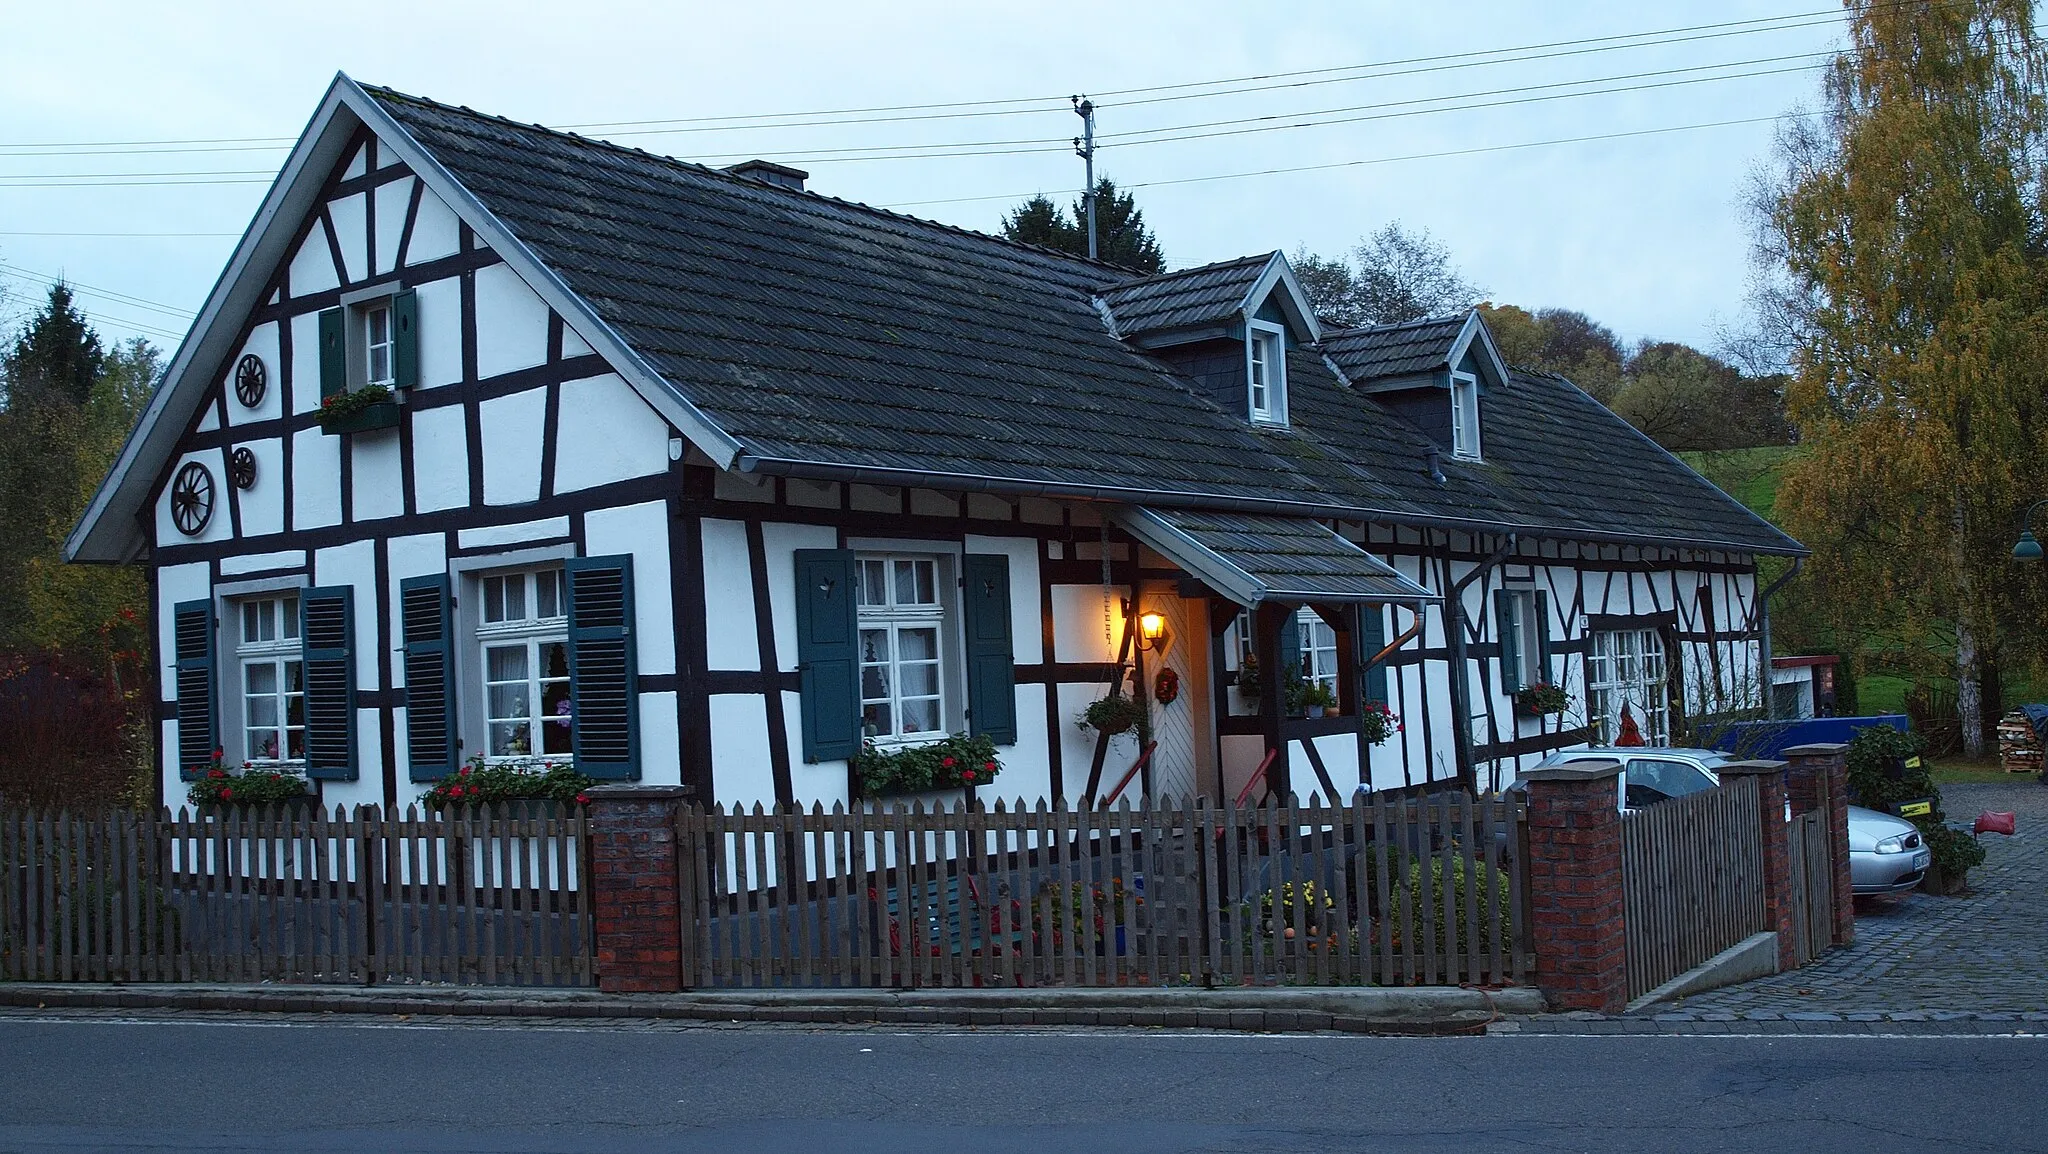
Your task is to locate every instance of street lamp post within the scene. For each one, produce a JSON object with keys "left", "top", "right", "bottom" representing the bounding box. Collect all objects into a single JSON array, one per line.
[{"left": 2014, "top": 499, "right": 2048, "bottom": 561}]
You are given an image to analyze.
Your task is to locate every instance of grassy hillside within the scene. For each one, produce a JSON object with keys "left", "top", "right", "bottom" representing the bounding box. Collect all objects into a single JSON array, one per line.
[{"left": 1676, "top": 446, "right": 1800, "bottom": 522}]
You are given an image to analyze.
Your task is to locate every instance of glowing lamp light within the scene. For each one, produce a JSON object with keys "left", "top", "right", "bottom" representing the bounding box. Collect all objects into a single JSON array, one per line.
[{"left": 1138, "top": 611, "right": 1168, "bottom": 651}]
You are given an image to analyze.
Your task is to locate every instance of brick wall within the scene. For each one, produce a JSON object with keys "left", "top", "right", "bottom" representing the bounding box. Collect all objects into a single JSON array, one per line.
[
  {"left": 1784, "top": 742, "right": 1855, "bottom": 948},
  {"left": 587, "top": 785, "right": 692, "bottom": 994},
  {"left": 1521, "top": 760, "right": 1628, "bottom": 1013}
]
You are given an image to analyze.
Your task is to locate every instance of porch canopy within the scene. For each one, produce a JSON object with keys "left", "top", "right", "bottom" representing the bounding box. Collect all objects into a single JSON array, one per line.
[{"left": 1115, "top": 507, "right": 1437, "bottom": 606}]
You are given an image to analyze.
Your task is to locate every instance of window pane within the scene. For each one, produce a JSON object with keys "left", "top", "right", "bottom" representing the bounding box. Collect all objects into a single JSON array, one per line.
[
  {"left": 368, "top": 307, "right": 390, "bottom": 346},
  {"left": 858, "top": 560, "right": 888, "bottom": 607},
  {"left": 898, "top": 627, "right": 938, "bottom": 662},
  {"left": 490, "top": 721, "right": 531, "bottom": 757},
  {"left": 537, "top": 569, "right": 562, "bottom": 619},
  {"left": 483, "top": 576, "right": 506, "bottom": 623},
  {"left": 242, "top": 602, "right": 262, "bottom": 644},
  {"left": 900, "top": 698, "right": 940, "bottom": 735},
  {"left": 245, "top": 661, "right": 277, "bottom": 696},
  {"left": 281, "top": 595, "right": 299, "bottom": 640},
  {"left": 488, "top": 682, "right": 530, "bottom": 722},
  {"left": 898, "top": 660, "right": 939, "bottom": 699},
  {"left": 369, "top": 344, "right": 391, "bottom": 385},
  {"left": 912, "top": 560, "right": 936, "bottom": 604},
  {"left": 487, "top": 645, "right": 528, "bottom": 684},
  {"left": 541, "top": 640, "right": 569, "bottom": 680},
  {"left": 862, "top": 702, "right": 894, "bottom": 738}
]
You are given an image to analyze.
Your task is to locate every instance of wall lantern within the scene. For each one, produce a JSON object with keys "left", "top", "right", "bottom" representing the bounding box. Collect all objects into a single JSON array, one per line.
[
  {"left": 2014, "top": 499, "right": 2048, "bottom": 561},
  {"left": 1137, "top": 610, "right": 1168, "bottom": 651}
]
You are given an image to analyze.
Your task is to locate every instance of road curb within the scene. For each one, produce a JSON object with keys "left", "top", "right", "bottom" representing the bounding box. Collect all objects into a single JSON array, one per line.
[{"left": 0, "top": 982, "right": 1542, "bottom": 1035}]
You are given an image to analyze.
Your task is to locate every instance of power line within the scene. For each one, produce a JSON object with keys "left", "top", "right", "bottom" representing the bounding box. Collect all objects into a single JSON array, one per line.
[
  {"left": 0, "top": 177, "right": 271, "bottom": 188},
  {"left": 0, "top": 261, "right": 197, "bottom": 320},
  {"left": 0, "top": 270, "right": 188, "bottom": 343},
  {"left": 0, "top": 230, "right": 241, "bottom": 238}
]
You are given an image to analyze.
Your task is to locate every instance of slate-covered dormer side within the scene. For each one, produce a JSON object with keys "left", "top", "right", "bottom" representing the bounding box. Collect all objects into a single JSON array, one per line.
[
  {"left": 69, "top": 75, "right": 1804, "bottom": 816},
  {"left": 1324, "top": 311, "right": 1507, "bottom": 461}
]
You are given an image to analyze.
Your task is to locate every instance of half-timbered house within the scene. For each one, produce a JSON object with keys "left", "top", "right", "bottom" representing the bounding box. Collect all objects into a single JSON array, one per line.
[{"left": 67, "top": 75, "right": 1805, "bottom": 814}]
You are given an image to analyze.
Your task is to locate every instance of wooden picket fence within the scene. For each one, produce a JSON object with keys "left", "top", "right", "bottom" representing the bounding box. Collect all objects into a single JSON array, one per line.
[
  {"left": 679, "top": 793, "right": 1528, "bottom": 989},
  {"left": 1783, "top": 811, "right": 1834, "bottom": 966},
  {"left": 1619, "top": 776, "right": 1768, "bottom": 1000},
  {"left": 0, "top": 806, "right": 591, "bottom": 986}
]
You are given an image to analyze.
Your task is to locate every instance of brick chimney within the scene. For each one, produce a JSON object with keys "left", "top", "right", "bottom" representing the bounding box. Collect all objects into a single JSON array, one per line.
[{"left": 722, "top": 160, "right": 808, "bottom": 191}]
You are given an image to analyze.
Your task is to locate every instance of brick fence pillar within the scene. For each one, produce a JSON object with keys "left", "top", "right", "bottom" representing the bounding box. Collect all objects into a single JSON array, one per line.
[
  {"left": 586, "top": 784, "right": 692, "bottom": 994},
  {"left": 1783, "top": 742, "right": 1855, "bottom": 948},
  {"left": 1713, "top": 759, "right": 1794, "bottom": 972},
  {"left": 1521, "top": 759, "right": 1628, "bottom": 1013}
]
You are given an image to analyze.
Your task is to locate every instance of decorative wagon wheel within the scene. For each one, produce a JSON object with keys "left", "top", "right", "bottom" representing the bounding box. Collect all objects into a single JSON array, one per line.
[
  {"left": 233, "top": 354, "right": 267, "bottom": 408},
  {"left": 170, "top": 462, "right": 214, "bottom": 536},
  {"left": 229, "top": 447, "right": 257, "bottom": 490}
]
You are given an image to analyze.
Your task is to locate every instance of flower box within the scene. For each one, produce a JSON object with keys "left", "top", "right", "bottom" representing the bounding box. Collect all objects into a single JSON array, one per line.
[{"left": 320, "top": 399, "right": 401, "bottom": 435}]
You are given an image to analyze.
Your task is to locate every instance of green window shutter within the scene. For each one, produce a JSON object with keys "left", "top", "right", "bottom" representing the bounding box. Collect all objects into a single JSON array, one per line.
[
  {"left": 400, "top": 574, "right": 458, "bottom": 780},
  {"left": 1532, "top": 590, "right": 1553, "bottom": 685},
  {"left": 793, "top": 549, "right": 860, "bottom": 762},
  {"left": 566, "top": 556, "right": 640, "bottom": 780},
  {"left": 1496, "top": 589, "right": 1522, "bottom": 694},
  {"left": 301, "top": 586, "right": 358, "bottom": 780},
  {"left": 961, "top": 553, "right": 1016, "bottom": 744},
  {"left": 317, "top": 306, "right": 346, "bottom": 400},
  {"left": 173, "top": 599, "right": 216, "bottom": 779},
  {"left": 1361, "top": 604, "right": 1389, "bottom": 706},
  {"left": 392, "top": 289, "right": 419, "bottom": 389}
]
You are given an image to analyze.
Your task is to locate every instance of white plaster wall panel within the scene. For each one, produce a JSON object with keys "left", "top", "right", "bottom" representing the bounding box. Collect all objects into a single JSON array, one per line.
[
  {"left": 287, "top": 229, "right": 338, "bottom": 298},
  {"left": 984, "top": 684, "right": 1051, "bottom": 806},
  {"left": 227, "top": 437, "right": 284, "bottom": 538},
  {"left": 288, "top": 312, "right": 324, "bottom": 415},
  {"left": 700, "top": 519, "right": 759, "bottom": 671},
  {"left": 1058, "top": 680, "right": 1137, "bottom": 802},
  {"left": 342, "top": 144, "right": 366, "bottom": 180},
  {"left": 473, "top": 264, "right": 551, "bottom": 379},
  {"left": 291, "top": 428, "right": 342, "bottom": 529},
  {"left": 760, "top": 522, "right": 838, "bottom": 674},
  {"left": 1018, "top": 497, "right": 1063, "bottom": 525},
  {"left": 195, "top": 403, "right": 220, "bottom": 433},
  {"left": 910, "top": 489, "right": 959, "bottom": 518},
  {"left": 785, "top": 693, "right": 849, "bottom": 807},
  {"left": 709, "top": 693, "right": 777, "bottom": 809},
  {"left": 383, "top": 528, "right": 447, "bottom": 661},
  {"left": 584, "top": 501, "right": 675, "bottom": 676},
  {"left": 328, "top": 193, "right": 367, "bottom": 286},
  {"left": 965, "top": 534, "right": 1044, "bottom": 665},
  {"left": 220, "top": 549, "right": 305, "bottom": 577},
  {"left": 411, "top": 277, "right": 463, "bottom": 390},
  {"left": 409, "top": 404, "right": 469, "bottom": 513},
  {"left": 637, "top": 692, "right": 681, "bottom": 786},
  {"left": 1051, "top": 585, "right": 1123, "bottom": 664},
  {"left": 405, "top": 187, "right": 462, "bottom": 265},
  {"left": 372, "top": 175, "right": 413, "bottom": 277},
  {"left": 966, "top": 494, "right": 1011, "bottom": 522},
  {"left": 849, "top": 484, "right": 898, "bottom": 514},
  {"left": 313, "top": 540, "right": 378, "bottom": 683},
  {"left": 159, "top": 719, "right": 180, "bottom": 792},
  {"left": 479, "top": 388, "right": 546, "bottom": 505},
  {"left": 308, "top": 713, "right": 385, "bottom": 815},
  {"left": 561, "top": 326, "right": 595, "bottom": 359},
  {"left": 351, "top": 432, "right": 404, "bottom": 522},
  {"left": 156, "top": 450, "right": 234, "bottom": 548},
  {"left": 231, "top": 323, "right": 283, "bottom": 424},
  {"left": 1302, "top": 734, "right": 1360, "bottom": 800},
  {"left": 1219, "top": 734, "right": 1266, "bottom": 805},
  {"left": 554, "top": 374, "right": 671, "bottom": 493},
  {"left": 456, "top": 517, "right": 569, "bottom": 550}
]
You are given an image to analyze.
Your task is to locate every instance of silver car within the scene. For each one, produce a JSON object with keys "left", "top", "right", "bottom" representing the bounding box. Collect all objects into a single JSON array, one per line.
[{"left": 1530, "top": 747, "right": 1931, "bottom": 896}]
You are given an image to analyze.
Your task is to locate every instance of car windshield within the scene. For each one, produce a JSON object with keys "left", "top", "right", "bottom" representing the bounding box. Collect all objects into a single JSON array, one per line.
[{"left": 1624, "top": 758, "right": 1716, "bottom": 805}]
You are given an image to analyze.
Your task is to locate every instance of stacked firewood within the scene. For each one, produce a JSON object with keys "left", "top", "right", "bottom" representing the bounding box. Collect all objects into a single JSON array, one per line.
[{"left": 1998, "top": 711, "right": 2044, "bottom": 774}]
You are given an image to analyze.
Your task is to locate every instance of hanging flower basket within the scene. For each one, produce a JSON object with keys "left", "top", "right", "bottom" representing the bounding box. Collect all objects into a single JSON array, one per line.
[
  {"left": 1078, "top": 692, "right": 1148, "bottom": 738},
  {"left": 1359, "top": 703, "right": 1402, "bottom": 746}
]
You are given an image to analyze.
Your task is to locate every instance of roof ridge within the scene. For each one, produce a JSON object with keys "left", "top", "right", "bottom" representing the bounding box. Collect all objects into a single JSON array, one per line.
[
  {"left": 1321, "top": 311, "right": 1472, "bottom": 341},
  {"left": 1102, "top": 252, "right": 1273, "bottom": 291},
  {"left": 358, "top": 83, "right": 1144, "bottom": 282}
]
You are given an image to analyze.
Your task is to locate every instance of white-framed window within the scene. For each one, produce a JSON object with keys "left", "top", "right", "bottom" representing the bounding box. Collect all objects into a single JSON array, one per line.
[
  {"left": 1450, "top": 371, "right": 1482, "bottom": 460},
  {"left": 1502, "top": 587, "right": 1544, "bottom": 691},
  {"left": 476, "top": 566, "right": 574, "bottom": 760},
  {"left": 237, "top": 593, "right": 304, "bottom": 765},
  {"left": 362, "top": 301, "right": 395, "bottom": 388},
  {"left": 1297, "top": 609, "right": 1340, "bottom": 695},
  {"left": 1247, "top": 321, "right": 1287, "bottom": 424},
  {"left": 1588, "top": 628, "right": 1668, "bottom": 745},
  {"left": 857, "top": 554, "right": 946, "bottom": 742}
]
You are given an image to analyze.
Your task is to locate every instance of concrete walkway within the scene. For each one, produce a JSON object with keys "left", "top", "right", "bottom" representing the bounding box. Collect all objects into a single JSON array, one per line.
[{"left": 1635, "top": 780, "right": 2048, "bottom": 1022}]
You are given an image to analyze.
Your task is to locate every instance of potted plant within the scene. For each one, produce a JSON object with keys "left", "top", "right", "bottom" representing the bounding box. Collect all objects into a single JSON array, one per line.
[
  {"left": 1515, "top": 682, "right": 1572, "bottom": 718},
  {"left": 1304, "top": 681, "right": 1340, "bottom": 718},
  {"left": 421, "top": 755, "right": 597, "bottom": 812},
  {"left": 187, "top": 753, "right": 313, "bottom": 812},
  {"left": 1078, "top": 692, "right": 1149, "bottom": 740},
  {"left": 318, "top": 383, "right": 400, "bottom": 434},
  {"left": 1359, "top": 702, "right": 1401, "bottom": 746},
  {"left": 854, "top": 732, "right": 1002, "bottom": 798},
  {"left": 1234, "top": 654, "right": 1261, "bottom": 700}
]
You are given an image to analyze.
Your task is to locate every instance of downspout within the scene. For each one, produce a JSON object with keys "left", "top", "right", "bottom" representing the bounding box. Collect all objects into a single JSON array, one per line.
[
  {"left": 1448, "top": 532, "right": 1518, "bottom": 795},
  {"left": 1758, "top": 557, "right": 1804, "bottom": 720}
]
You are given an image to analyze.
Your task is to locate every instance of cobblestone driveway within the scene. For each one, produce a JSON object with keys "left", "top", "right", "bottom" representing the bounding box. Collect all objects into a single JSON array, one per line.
[{"left": 1647, "top": 781, "right": 2048, "bottom": 1021}]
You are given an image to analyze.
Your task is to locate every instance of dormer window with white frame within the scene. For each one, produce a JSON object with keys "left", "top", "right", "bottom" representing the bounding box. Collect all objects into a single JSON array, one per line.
[
  {"left": 1450, "top": 370, "right": 1482, "bottom": 460},
  {"left": 1247, "top": 320, "right": 1287, "bottom": 425}
]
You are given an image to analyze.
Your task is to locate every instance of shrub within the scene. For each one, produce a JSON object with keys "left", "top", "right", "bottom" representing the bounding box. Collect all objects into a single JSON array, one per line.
[
  {"left": 855, "top": 732, "right": 1002, "bottom": 797},
  {"left": 1363, "top": 849, "right": 1514, "bottom": 962},
  {"left": 1844, "top": 726, "right": 1981, "bottom": 882},
  {"left": 421, "top": 756, "right": 595, "bottom": 811},
  {"left": 0, "top": 649, "right": 148, "bottom": 811}
]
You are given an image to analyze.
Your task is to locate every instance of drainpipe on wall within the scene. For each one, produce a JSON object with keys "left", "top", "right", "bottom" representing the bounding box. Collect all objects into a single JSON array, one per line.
[
  {"left": 1447, "top": 532, "right": 1518, "bottom": 794},
  {"left": 1757, "top": 557, "right": 1804, "bottom": 720}
]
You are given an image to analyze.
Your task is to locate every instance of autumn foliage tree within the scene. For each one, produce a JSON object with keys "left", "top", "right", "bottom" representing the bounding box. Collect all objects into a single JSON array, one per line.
[{"left": 1753, "top": 0, "right": 2048, "bottom": 755}]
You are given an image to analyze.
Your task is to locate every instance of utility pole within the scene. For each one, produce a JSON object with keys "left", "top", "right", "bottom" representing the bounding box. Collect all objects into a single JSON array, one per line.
[{"left": 1072, "top": 95, "right": 1097, "bottom": 260}]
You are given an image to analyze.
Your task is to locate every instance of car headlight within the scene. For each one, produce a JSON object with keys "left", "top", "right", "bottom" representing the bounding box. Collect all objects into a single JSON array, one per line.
[{"left": 1874, "top": 834, "right": 1909, "bottom": 855}]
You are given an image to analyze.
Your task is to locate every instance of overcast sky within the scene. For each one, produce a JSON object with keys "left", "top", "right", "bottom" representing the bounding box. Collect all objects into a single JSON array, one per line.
[{"left": 0, "top": 1, "right": 1848, "bottom": 359}]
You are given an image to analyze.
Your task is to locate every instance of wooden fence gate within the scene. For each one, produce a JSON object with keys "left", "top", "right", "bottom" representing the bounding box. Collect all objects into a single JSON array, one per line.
[
  {"left": 1620, "top": 777, "right": 1767, "bottom": 1001},
  {"left": 1783, "top": 811, "right": 1834, "bottom": 967},
  {"left": 0, "top": 806, "right": 593, "bottom": 986}
]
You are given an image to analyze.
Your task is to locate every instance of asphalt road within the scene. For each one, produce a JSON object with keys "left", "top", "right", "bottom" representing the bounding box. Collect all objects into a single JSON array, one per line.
[{"left": 0, "top": 1015, "right": 2042, "bottom": 1153}]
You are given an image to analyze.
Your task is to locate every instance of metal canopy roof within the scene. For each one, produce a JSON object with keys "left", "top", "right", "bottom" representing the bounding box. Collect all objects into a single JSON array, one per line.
[{"left": 1118, "top": 508, "right": 1437, "bottom": 607}]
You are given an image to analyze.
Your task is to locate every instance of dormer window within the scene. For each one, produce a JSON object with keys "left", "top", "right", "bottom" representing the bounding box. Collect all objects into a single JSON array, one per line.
[
  {"left": 1450, "top": 370, "right": 1481, "bottom": 459},
  {"left": 1248, "top": 321, "right": 1287, "bottom": 424}
]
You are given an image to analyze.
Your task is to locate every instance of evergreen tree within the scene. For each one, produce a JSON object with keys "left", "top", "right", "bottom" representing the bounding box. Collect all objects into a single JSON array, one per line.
[
  {"left": 4, "top": 282, "right": 102, "bottom": 408},
  {"left": 1000, "top": 179, "right": 1165, "bottom": 274},
  {"left": 1755, "top": 0, "right": 2048, "bottom": 755}
]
